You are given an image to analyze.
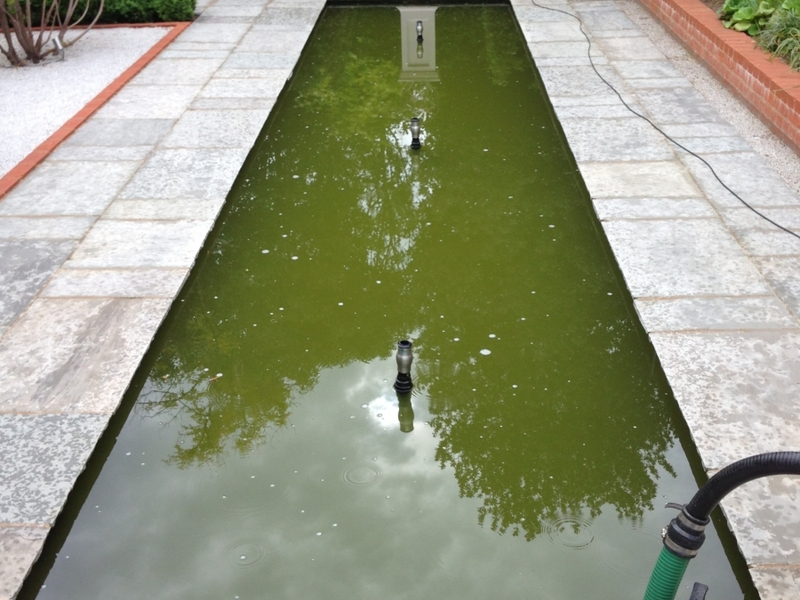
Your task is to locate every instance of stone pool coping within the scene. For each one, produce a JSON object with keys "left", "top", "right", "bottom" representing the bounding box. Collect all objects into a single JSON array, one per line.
[{"left": 1, "top": 0, "right": 800, "bottom": 598}]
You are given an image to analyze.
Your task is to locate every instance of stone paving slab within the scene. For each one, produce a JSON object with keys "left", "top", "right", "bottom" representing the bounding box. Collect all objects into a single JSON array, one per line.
[
  {"left": 681, "top": 151, "right": 800, "bottom": 209},
  {"left": 66, "top": 220, "right": 217, "bottom": 269},
  {"left": 160, "top": 108, "right": 270, "bottom": 149},
  {"left": 751, "top": 568, "right": 800, "bottom": 600},
  {"left": 602, "top": 218, "right": 773, "bottom": 297},
  {"left": 635, "top": 296, "right": 797, "bottom": 332},
  {"left": 0, "top": 217, "right": 94, "bottom": 241},
  {"left": 221, "top": 51, "right": 300, "bottom": 69},
  {"left": 755, "top": 256, "right": 800, "bottom": 320},
  {"left": 0, "top": 161, "right": 141, "bottom": 217},
  {"left": 256, "top": 6, "right": 323, "bottom": 28},
  {"left": 118, "top": 147, "right": 250, "bottom": 200},
  {"left": 0, "top": 298, "right": 171, "bottom": 414},
  {"left": 592, "top": 196, "right": 716, "bottom": 219},
  {"left": 0, "top": 414, "right": 110, "bottom": 522},
  {"left": 102, "top": 197, "right": 226, "bottom": 221},
  {"left": 129, "top": 57, "right": 226, "bottom": 85},
  {"left": 0, "top": 527, "right": 48, "bottom": 600},
  {"left": 558, "top": 116, "right": 674, "bottom": 161},
  {"left": 94, "top": 84, "right": 205, "bottom": 120},
  {"left": 61, "top": 117, "right": 176, "bottom": 147},
  {"left": 48, "top": 145, "right": 154, "bottom": 162},
  {"left": 42, "top": 268, "right": 189, "bottom": 299},
  {"left": 0, "top": 241, "right": 77, "bottom": 330},
  {"left": 723, "top": 475, "right": 800, "bottom": 563},
  {"left": 579, "top": 160, "right": 699, "bottom": 197}
]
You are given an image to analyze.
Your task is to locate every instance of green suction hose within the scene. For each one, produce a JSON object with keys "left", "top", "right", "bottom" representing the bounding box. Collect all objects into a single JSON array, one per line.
[
  {"left": 642, "top": 452, "right": 800, "bottom": 600},
  {"left": 642, "top": 546, "right": 690, "bottom": 600}
]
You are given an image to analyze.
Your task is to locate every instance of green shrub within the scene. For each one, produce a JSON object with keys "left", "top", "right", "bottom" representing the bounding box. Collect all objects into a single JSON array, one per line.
[
  {"left": 719, "top": 0, "right": 800, "bottom": 72},
  {"left": 718, "top": 0, "right": 779, "bottom": 35},
  {"left": 99, "top": 0, "right": 195, "bottom": 23},
  {"left": 24, "top": 0, "right": 194, "bottom": 24},
  {"left": 758, "top": 8, "right": 800, "bottom": 70}
]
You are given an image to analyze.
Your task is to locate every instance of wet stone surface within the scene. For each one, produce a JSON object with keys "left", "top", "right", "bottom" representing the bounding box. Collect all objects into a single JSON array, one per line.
[
  {"left": 0, "top": 526, "right": 49, "bottom": 600},
  {"left": 0, "top": 240, "right": 77, "bottom": 329},
  {"left": 0, "top": 414, "right": 109, "bottom": 524}
]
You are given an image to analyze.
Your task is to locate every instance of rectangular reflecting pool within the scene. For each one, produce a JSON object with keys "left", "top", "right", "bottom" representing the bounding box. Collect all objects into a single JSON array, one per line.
[{"left": 22, "top": 5, "right": 758, "bottom": 600}]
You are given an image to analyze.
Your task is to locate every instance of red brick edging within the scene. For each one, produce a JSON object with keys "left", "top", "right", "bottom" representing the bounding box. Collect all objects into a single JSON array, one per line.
[
  {"left": 637, "top": 0, "right": 800, "bottom": 153},
  {"left": 0, "top": 21, "right": 190, "bottom": 200}
]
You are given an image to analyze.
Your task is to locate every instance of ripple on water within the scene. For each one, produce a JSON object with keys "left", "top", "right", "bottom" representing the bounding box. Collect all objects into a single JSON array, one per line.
[
  {"left": 218, "top": 481, "right": 288, "bottom": 519},
  {"left": 541, "top": 516, "right": 596, "bottom": 549},
  {"left": 341, "top": 465, "right": 383, "bottom": 487},
  {"left": 227, "top": 540, "right": 269, "bottom": 569}
]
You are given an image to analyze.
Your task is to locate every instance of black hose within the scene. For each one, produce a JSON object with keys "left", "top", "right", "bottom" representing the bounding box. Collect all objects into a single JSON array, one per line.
[{"left": 686, "top": 452, "right": 800, "bottom": 520}]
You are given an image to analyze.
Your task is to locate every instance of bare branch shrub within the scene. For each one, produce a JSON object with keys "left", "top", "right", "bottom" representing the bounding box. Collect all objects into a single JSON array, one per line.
[{"left": 1, "top": 0, "right": 104, "bottom": 66}]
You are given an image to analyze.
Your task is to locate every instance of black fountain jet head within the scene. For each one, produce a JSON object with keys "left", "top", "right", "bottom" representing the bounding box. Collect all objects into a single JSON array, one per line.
[
  {"left": 393, "top": 340, "right": 414, "bottom": 393},
  {"left": 410, "top": 118, "right": 421, "bottom": 150}
]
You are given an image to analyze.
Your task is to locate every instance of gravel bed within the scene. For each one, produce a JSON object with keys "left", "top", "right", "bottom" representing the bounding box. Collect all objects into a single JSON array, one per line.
[{"left": 0, "top": 27, "right": 168, "bottom": 179}]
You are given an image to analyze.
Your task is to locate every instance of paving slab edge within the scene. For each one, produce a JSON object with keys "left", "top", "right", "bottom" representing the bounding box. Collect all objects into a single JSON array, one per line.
[
  {"left": 636, "top": 0, "right": 800, "bottom": 154},
  {"left": 0, "top": 21, "right": 191, "bottom": 201}
]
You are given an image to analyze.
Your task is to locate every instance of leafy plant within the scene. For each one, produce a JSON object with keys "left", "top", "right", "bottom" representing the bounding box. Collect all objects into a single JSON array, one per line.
[
  {"left": 781, "top": 0, "right": 800, "bottom": 14},
  {"left": 1, "top": 0, "right": 104, "bottom": 65},
  {"left": 718, "top": 0, "right": 800, "bottom": 72},
  {"left": 19, "top": 0, "right": 194, "bottom": 26},
  {"left": 95, "top": 0, "right": 194, "bottom": 24},
  {"left": 719, "top": 0, "right": 779, "bottom": 35},
  {"left": 758, "top": 8, "right": 800, "bottom": 69}
]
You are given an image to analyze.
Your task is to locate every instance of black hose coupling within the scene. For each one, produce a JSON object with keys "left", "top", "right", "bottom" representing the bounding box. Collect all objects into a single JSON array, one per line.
[{"left": 663, "top": 504, "right": 709, "bottom": 559}]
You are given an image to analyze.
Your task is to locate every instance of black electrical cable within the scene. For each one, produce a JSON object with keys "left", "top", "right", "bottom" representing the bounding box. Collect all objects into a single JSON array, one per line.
[{"left": 529, "top": 0, "right": 800, "bottom": 241}]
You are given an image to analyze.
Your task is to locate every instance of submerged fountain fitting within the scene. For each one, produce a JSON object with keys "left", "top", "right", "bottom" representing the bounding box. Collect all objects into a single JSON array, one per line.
[
  {"left": 410, "top": 118, "right": 421, "bottom": 150},
  {"left": 643, "top": 451, "right": 800, "bottom": 600},
  {"left": 393, "top": 340, "right": 414, "bottom": 393}
]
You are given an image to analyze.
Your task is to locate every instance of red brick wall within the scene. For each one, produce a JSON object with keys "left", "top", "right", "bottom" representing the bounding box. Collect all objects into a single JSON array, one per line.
[{"left": 637, "top": 0, "right": 800, "bottom": 153}]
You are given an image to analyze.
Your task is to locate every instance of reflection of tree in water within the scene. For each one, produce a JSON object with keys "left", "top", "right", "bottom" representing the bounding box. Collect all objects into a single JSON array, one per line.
[
  {"left": 137, "top": 322, "right": 296, "bottom": 468},
  {"left": 421, "top": 313, "right": 676, "bottom": 541},
  {"left": 134, "top": 6, "right": 677, "bottom": 537},
  {"left": 293, "top": 8, "right": 440, "bottom": 273}
]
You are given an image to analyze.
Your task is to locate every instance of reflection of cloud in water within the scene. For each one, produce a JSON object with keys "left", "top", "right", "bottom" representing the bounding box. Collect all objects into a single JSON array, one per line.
[{"left": 44, "top": 357, "right": 746, "bottom": 600}]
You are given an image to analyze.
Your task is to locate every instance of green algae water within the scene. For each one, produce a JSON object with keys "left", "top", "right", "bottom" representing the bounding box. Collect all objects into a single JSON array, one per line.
[{"left": 27, "top": 6, "right": 757, "bottom": 600}]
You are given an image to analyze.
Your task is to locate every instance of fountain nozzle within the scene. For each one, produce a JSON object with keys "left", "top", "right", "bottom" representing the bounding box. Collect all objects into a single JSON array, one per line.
[
  {"left": 393, "top": 340, "right": 414, "bottom": 393},
  {"left": 410, "top": 118, "right": 421, "bottom": 150}
]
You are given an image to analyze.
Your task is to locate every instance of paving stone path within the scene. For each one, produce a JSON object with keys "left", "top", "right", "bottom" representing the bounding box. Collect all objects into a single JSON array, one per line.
[{"left": 1, "top": 0, "right": 799, "bottom": 598}]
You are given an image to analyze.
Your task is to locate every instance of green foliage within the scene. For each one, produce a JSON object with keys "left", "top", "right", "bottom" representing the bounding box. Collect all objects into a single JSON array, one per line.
[
  {"left": 719, "top": 0, "right": 779, "bottom": 35},
  {"left": 24, "top": 0, "right": 194, "bottom": 24},
  {"left": 759, "top": 8, "right": 800, "bottom": 69},
  {"left": 719, "top": 0, "right": 800, "bottom": 72},
  {"left": 99, "top": 0, "right": 194, "bottom": 23},
  {"left": 781, "top": 0, "right": 800, "bottom": 14}
]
